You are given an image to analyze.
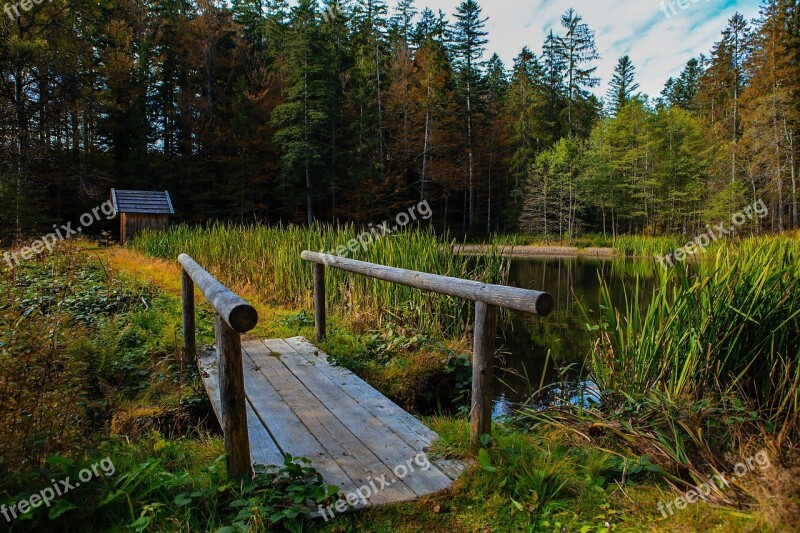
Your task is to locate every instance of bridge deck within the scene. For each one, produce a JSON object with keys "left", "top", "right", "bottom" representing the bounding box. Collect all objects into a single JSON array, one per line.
[{"left": 199, "top": 336, "right": 467, "bottom": 508}]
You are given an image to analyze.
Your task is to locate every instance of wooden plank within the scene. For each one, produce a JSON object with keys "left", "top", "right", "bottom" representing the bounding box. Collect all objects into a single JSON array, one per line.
[
  {"left": 247, "top": 341, "right": 419, "bottom": 504},
  {"left": 238, "top": 347, "right": 362, "bottom": 497},
  {"left": 265, "top": 340, "right": 451, "bottom": 496},
  {"left": 198, "top": 351, "right": 284, "bottom": 467},
  {"left": 283, "top": 337, "right": 467, "bottom": 481},
  {"left": 300, "top": 251, "right": 554, "bottom": 316},
  {"left": 272, "top": 339, "right": 454, "bottom": 495}
]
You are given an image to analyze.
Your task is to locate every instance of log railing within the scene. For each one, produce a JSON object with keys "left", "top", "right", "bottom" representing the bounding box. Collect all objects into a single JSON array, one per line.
[
  {"left": 179, "top": 253, "right": 258, "bottom": 479},
  {"left": 300, "top": 251, "right": 554, "bottom": 448}
]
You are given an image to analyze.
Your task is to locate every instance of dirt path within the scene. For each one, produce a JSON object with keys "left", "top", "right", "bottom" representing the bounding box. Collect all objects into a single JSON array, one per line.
[{"left": 454, "top": 244, "right": 617, "bottom": 258}]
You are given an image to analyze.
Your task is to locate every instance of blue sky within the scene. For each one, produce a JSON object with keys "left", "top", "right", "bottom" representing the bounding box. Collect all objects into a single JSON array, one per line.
[{"left": 388, "top": 0, "right": 761, "bottom": 99}]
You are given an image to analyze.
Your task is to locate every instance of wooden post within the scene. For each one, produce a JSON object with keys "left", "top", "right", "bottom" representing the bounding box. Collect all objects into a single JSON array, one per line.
[
  {"left": 471, "top": 301, "right": 495, "bottom": 449},
  {"left": 182, "top": 269, "right": 196, "bottom": 358},
  {"left": 314, "top": 263, "right": 327, "bottom": 342},
  {"left": 215, "top": 313, "right": 252, "bottom": 480}
]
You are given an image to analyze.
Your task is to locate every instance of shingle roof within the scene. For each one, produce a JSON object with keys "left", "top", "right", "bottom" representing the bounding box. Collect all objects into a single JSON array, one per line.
[{"left": 111, "top": 189, "right": 175, "bottom": 215}]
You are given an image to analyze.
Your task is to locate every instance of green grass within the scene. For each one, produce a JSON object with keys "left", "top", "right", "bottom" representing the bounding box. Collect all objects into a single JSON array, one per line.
[
  {"left": 2, "top": 238, "right": 791, "bottom": 532},
  {"left": 132, "top": 223, "right": 508, "bottom": 338},
  {"left": 591, "top": 236, "right": 800, "bottom": 413},
  {"left": 520, "top": 235, "right": 800, "bottom": 523},
  {"left": 0, "top": 245, "right": 338, "bottom": 532}
]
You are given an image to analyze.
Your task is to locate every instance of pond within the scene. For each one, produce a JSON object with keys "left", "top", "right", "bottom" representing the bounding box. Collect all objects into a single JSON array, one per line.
[{"left": 492, "top": 256, "right": 659, "bottom": 417}]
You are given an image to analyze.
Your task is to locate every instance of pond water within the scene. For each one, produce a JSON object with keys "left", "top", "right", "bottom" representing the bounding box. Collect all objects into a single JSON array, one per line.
[{"left": 492, "top": 256, "right": 659, "bottom": 417}]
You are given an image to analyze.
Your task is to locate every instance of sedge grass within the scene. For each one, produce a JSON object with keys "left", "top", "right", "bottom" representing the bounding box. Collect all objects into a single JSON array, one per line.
[
  {"left": 522, "top": 235, "right": 800, "bottom": 503},
  {"left": 132, "top": 223, "right": 508, "bottom": 337}
]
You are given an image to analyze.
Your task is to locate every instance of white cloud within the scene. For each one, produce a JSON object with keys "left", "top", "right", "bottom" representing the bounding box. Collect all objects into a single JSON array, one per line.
[{"left": 387, "top": 0, "right": 761, "bottom": 100}]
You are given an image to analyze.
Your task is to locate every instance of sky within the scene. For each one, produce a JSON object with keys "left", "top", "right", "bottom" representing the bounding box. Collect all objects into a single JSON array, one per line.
[{"left": 388, "top": 0, "right": 762, "bottom": 100}]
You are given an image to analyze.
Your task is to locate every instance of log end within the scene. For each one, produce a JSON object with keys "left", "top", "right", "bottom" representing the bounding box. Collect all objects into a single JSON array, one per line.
[
  {"left": 228, "top": 304, "right": 259, "bottom": 333},
  {"left": 535, "top": 293, "right": 555, "bottom": 317}
]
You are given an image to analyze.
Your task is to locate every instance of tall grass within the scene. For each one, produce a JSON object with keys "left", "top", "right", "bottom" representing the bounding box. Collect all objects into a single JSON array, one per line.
[
  {"left": 592, "top": 236, "right": 800, "bottom": 410},
  {"left": 524, "top": 236, "right": 800, "bottom": 501},
  {"left": 132, "top": 223, "right": 508, "bottom": 337}
]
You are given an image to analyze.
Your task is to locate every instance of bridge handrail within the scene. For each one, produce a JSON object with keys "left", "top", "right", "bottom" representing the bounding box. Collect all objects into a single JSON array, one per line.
[
  {"left": 300, "top": 251, "right": 554, "bottom": 315},
  {"left": 300, "top": 250, "right": 554, "bottom": 449},
  {"left": 179, "top": 253, "right": 254, "bottom": 479},
  {"left": 179, "top": 253, "right": 258, "bottom": 333}
]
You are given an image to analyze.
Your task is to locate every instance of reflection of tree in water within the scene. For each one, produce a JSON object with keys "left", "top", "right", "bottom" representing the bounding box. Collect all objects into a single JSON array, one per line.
[{"left": 492, "top": 256, "right": 657, "bottom": 416}]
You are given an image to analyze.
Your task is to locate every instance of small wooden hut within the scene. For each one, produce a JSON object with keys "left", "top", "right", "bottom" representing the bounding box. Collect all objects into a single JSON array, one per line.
[{"left": 111, "top": 189, "right": 175, "bottom": 244}]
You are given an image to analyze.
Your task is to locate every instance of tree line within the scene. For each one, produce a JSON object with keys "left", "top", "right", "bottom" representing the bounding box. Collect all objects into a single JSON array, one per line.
[{"left": 1, "top": 0, "right": 798, "bottom": 241}]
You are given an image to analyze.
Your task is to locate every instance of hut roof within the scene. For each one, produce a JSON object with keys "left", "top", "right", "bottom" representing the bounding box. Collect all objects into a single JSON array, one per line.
[{"left": 111, "top": 189, "right": 175, "bottom": 215}]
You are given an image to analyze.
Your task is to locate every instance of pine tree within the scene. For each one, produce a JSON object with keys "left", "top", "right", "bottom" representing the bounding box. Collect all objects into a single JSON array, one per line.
[
  {"left": 542, "top": 30, "right": 567, "bottom": 143},
  {"left": 271, "top": 0, "right": 331, "bottom": 224},
  {"left": 607, "top": 55, "right": 640, "bottom": 115},
  {"left": 519, "top": 136, "right": 584, "bottom": 242},
  {"left": 452, "top": 0, "right": 488, "bottom": 230},
  {"left": 505, "top": 47, "right": 550, "bottom": 201},
  {"left": 386, "top": 0, "right": 417, "bottom": 179},
  {"left": 652, "top": 107, "right": 713, "bottom": 232},
  {"left": 345, "top": 0, "right": 389, "bottom": 214},
  {"left": 556, "top": 9, "right": 601, "bottom": 135},
  {"left": 663, "top": 58, "right": 703, "bottom": 110},
  {"left": 389, "top": 0, "right": 417, "bottom": 43},
  {"left": 319, "top": 0, "right": 351, "bottom": 217},
  {"left": 696, "top": 13, "right": 751, "bottom": 185},
  {"left": 482, "top": 53, "right": 508, "bottom": 233},
  {"left": 409, "top": 21, "right": 459, "bottom": 207}
]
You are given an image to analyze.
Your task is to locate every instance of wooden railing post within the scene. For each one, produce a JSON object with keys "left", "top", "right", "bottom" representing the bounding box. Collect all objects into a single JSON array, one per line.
[
  {"left": 215, "top": 313, "right": 252, "bottom": 480},
  {"left": 471, "top": 301, "right": 495, "bottom": 449},
  {"left": 314, "top": 263, "right": 327, "bottom": 342},
  {"left": 179, "top": 254, "right": 258, "bottom": 481},
  {"left": 182, "top": 269, "right": 196, "bottom": 358}
]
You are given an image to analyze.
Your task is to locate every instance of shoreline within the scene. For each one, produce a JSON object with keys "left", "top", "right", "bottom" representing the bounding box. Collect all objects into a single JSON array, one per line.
[{"left": 453, "top": 244, "right": 618, "bottom": 258}]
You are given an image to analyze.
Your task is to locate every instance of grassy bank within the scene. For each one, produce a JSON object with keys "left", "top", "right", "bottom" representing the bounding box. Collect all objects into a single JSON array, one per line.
[
  {"left": 2, "top": 232, "right": 796, "bottom": 531},
  {"left": 0, "top": 244, "right": 337, "bottom": 531},
  {"left": 484, "top": 231, "right": 800, "bottom": 259},
  {"left": 526, "top": 235, "right": 800, "bottom": 528}
]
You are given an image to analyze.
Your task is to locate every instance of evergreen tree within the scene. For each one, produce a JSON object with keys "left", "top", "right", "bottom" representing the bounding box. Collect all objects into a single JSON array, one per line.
[
  {"left": 452, "top": 0, "right": 488, "bottom": 229},
  {"left": 345, "top": 0, "right": 389, "bottom": 215},
  {"left": 320, "top": 0, "right": 352, "bottom": 217},
  {"left": 505, "top": 48, "right": 550, "bottom": 202},
  {"left": 555, "top": 9, "right": 601, "bottom": 135},
  {"left": 740, "top": 0, "right": 800, "bottom": 230},
  {"left": 542, "top": 30, "right": 567, "bottom": 143},
  {"left": 482, "top": 53, "right": 508, "bottom": 233},
  {"left": 389, "top": 0, "right": 417, "bottom": 43},
  {"left": 696, "top": 13, "right": 751, "bottom": 185},
  {"left": 607, "top": 55, "right": 640, "bottom": 115},
  {"left": 519, "top": 136, "right": 584, "bottom": 242},
  {"left": 410, "top": 18, "right": 459, "bottom": 207},
  {"left": 663, "top": 58, "right": 702, "bottom": 110},
  {"left": 271, "top": 0, "right": 331, "bottom": 224}
]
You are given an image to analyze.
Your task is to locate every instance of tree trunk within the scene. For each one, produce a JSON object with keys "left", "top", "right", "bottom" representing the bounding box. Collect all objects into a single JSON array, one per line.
[{"left": 14, "top": 69, "right": 28, "bottom": 237}]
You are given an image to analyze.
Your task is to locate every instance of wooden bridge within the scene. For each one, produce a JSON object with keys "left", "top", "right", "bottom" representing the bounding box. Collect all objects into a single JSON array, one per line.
[{"left": 179, "top": 252, "right": 553, "bottom": 509}]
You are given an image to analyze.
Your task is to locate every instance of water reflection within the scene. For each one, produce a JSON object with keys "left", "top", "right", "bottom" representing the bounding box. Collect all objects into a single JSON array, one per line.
[{"left": 493, "top": 256, "right": 658, "bottom": 417}]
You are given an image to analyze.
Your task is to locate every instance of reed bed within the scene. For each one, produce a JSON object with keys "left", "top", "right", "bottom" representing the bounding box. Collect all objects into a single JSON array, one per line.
[
  {"left": 524, "top": 235, "right": 800, "bottom": 503},
  {"left": 132, "top": 223, "right": 508, "bottom": 337},
  {"left": 593, "top": 236, "right": 800, "bottom": 406}
]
